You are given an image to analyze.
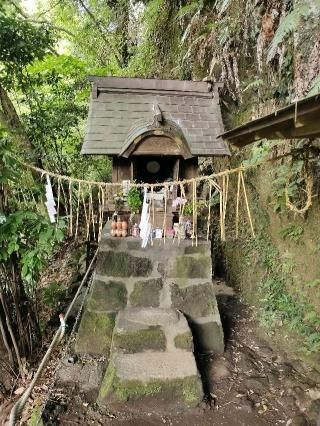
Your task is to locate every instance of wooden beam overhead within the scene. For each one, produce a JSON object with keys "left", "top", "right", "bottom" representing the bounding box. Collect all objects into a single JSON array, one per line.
[{"left": 221, "top": 94, "right": 320, "bottom": 148}]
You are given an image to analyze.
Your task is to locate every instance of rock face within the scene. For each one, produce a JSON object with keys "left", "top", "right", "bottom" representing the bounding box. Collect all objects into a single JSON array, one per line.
[{"left": 74, "top": 227, "right": 224, "bottom": 412}]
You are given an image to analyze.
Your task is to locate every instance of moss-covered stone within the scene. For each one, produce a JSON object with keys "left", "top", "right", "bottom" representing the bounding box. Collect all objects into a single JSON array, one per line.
[
  {"left": 96, "top": 251, "right": 153, "bottom": 277},
  {"left": 113, "top": 326, "right": 166, "bottom": 354},
  {"left": 98, "top": 364, "right": 202, "bottom": 406},
  {"left": 168, "top": 255, "right": 211, "bottom": 279},
  {"left": 28, "top": 403, "right": 44, "bottom": 426},
  {"left": 75, "top": 310, "right": 115, "bottom": 355},
  {"left": 171, "top": 282, "right": 216, "bottom": 317},
  {"left": 184, "top": 245, "right": 209, "bottom": 255},
  {"left": 190, "top": 320, "right": 224, "bottom": 353},
  {"left": 104, "top": 239, "right": 121, "bottom": 249},
  {"left": 174, "top": 332, "right": 194, "bottom": 351},
  {"left": 129, "top": 278, "right": 162, "bottom": 307},
  {"left": 127, "top": 240, "right": 143, "bottom": 250},
  {"left": 87, "top": 280, "right": 127, "bottom": 311}
]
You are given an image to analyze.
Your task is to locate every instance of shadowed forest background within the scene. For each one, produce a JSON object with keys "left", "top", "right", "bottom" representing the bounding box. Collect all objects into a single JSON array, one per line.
[{"left": 0, "top": 0, "right": 320, "bottom": 412}]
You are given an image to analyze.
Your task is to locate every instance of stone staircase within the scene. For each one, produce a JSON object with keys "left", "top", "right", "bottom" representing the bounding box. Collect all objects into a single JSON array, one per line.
[
  {"left": 74, "top": 226, "right": 224, "bottom": 411},
  {"left": 97, "top": 307, "right": 203, "bottom": 411}
]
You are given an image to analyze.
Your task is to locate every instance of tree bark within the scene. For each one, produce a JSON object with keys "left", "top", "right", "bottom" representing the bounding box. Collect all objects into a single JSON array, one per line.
[{"left": 0, "top": 83, "right": 33, "bottom": 151}]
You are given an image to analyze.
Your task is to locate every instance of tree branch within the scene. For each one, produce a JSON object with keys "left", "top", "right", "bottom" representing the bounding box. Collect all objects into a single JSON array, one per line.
[
  {"left": 75, "top": 0, "right": 122, "bottom": 67},
  {"left": 8, "top": 0, "right": 74, "bottom": 37}
]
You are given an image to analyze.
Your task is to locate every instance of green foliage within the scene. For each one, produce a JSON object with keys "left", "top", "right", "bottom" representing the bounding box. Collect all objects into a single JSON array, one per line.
[
  {"left": 0, "top": 9, "right": 54, "bottom": 81},
  {"left": 267, "top": 2, "right": 314, "bottom": 62},
  {"left": 127, "top": 187, "right": 142, "bottom": 213},
  {"left": 306, "top": 279, "right": 320, "bottom": 288},
  {"left": 308, "top": 73, "right": 320, "bottom": 96},
  {"left": 42, "top": 281, "right": 67, "bottom": 308},
  {"left": 175, "top": 1, "right": 203, "bottom": 19},
  {"left": 279, "top": 224, "right": 304, "bottom": 243},
  {"left": 0, "top": 210, "right": 66, "bottom": 294},
  {"left": 249, "top": 234, "right": 320, "bottom": 354},
  {"left": 270, "top": 160, "right": 304, "bottom": 213}
]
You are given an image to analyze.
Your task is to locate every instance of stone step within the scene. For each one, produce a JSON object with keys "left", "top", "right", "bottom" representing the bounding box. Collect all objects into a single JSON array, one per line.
[
  {"left": 113, "top": 307, "right": 194, "bottom": 353},
  {"left": 97, "top": 307, "right": 203, "bottom": 412},
  {"left": 98, "top": 351, "right": 203, "bottom": 412}
]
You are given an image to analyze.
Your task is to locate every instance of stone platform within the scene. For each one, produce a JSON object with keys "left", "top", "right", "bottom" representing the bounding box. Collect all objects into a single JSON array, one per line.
[{"left": 74, "top": 227, "right": 224, "bottom": 411}]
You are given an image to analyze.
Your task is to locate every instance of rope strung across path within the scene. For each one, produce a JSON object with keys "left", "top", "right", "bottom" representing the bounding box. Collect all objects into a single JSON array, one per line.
[
  {"left": 13, "top": 155, "right": 279, "bottom": 188},
  {"left": 10, "top": 153, "right": 315, "bottom": 243}
]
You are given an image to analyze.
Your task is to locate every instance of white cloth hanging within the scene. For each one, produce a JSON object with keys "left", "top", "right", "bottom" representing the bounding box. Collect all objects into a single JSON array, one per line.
[
  {"left": 139, "top": 187, "right": 152, "bottom": 248},
  {"left": 45, "top": 175, "right": 56, "bottom": 223}
]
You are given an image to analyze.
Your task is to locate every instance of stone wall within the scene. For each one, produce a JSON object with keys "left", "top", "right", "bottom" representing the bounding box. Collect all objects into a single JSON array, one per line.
[{"left": 75, "top": 234, "right": 224, "bottom": 357}]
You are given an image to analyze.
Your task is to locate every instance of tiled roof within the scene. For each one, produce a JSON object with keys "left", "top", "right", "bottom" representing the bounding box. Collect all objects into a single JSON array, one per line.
[{"left": 81, "top": 76, "right": 230, "bottom": 157}]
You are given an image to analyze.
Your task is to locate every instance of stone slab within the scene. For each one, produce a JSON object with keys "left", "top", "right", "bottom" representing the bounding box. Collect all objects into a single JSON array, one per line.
[
  {"left": 170, "top": 282, "right": 216, "bottom": 318},
  {"left": 189, "top": 317, "right": 224, "bottom": 353},
  {"left": 168, "top": 255, "right": 212, "bottom": 279},
  {"left": 96, "top": 250, "right": 153, "bottom": 277},
  {"left": 75, "top": 310, "right": 115, "bottom": 355},
  {"left": 114, "top": 307, "right": 192, "bottom": 352},
  {"left": 98, "top": 351, "right": 203, "bottom": 408},
  {"left": 113, "top": 325, "right": 166, "bottom": 354},
  {"left": 113, "top": 350, "right": 198, "bottom": 381},
  {"left": 87, "top": 279, "right": 127, "bottom": 312},
  {"left": 56, "top": 357, "right": 104, "bottom": 402},
  {"left": 129, "top": 278, "right": 163, "bottom": 307}
]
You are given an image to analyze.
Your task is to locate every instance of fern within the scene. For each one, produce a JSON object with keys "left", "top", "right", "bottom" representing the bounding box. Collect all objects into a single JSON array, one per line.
[
  {"left": 267, "top": 1, "right": 320, "bottom": 62},
  {"left": 175, "top": 1, "right": 203, "bottom": 20},
  {"left": 243, "top": 79, "right": 264, "bottom": 92}
]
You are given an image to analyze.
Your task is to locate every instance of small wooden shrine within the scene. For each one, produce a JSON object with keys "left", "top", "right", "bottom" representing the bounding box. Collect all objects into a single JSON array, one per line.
[{"left": 81, "top": 76, "right": 230, "bottom": 231}]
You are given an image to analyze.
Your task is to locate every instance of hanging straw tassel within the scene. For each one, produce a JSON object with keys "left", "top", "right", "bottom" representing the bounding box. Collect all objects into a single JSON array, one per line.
[
  {"left": 89, "top": 184, "right": 96, "bottom": 241},
  {"left": 162, "top": 184, "right": 168, "bottom": 244},
  {"left": 223, "top": 174, "right": 229, "bottom": 240},
  {"left": 191, "top": 180, "right": 197, "bottom": 246},
  {"left": 59, "top": 179, "right": 68, "bottom": 216},
  {"left": 98, "top": 185, "right": 105, "bottom": 242},
  {"left": 219, "top": 177, "right": 224, "bottom": 241},
  {"left": 240, "top": 171, "right": 255, "bottom": 237},
  {"left": 69, "top": 179, "right": 73, "bottom": 237},
  {"left": 81, "top": 185, "right": 90, "bottom": 240},
  {"left": 206, "top": 180, "right": 212, "bottom": 241},
  {"left": 56, "top": 177, "right": 61, "bottom": 229},
  {"left": 75, "top": 182, "right": 81, "bottom": 239},
  {"left": 235, "top": 171, "right": 241, "bottom": 239}
]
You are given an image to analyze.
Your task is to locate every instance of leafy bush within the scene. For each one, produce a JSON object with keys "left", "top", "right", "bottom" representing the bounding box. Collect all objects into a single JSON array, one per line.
[
  {"left": 127, "top": 187, "right": 142, "bottom": 213},
  {"left": 0, "top": 210, "right": 66, "bottom": 295}
]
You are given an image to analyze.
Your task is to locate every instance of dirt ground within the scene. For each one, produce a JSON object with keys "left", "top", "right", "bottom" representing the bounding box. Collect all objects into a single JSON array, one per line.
[{"left": 34, "top": 280, "right": 320, "bottom": 426}]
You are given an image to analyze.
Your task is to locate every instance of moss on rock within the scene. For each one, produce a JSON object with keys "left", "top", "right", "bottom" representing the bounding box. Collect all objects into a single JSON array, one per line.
[
  {"left": 174, "top": 332, "right": 194, "bottom": 351},
  {"left": 96, "top": 251, "right": 153, "bottom": 277},
  {"left": 171, "top": 282, "right": 216, "bottom": 317},
  {"left": 75, "top": 310, "right": 115, "bottom": 355},
  {"left": 168, "top": 255, "right": 211, "bottom": 279},
  {"left": 184, "top": 245, "right": 209, "bottom": 255},
  {"left": 87, "top": 280, "right": 127, "bottom": 311},
  {"left": 98, "top": 364, "right": 202, "bottom": 406},
  {"left": 129, "top": 278, "right": 163, "bottom": 307},
  {"left": 113, "top": 325, "right": 166, "bottom": 353},
  {"left": 28, "top": 403, "right": 44, "bottom": 426}
]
